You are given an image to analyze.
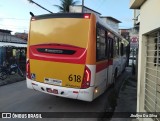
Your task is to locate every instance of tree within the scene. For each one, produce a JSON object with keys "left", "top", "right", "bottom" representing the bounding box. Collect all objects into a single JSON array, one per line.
[
  {"left": 27, "top": 0, "right": 53, "bottom": 13},
  {"left": 54, "top": 0, "right": 79, "bottom": 13}
]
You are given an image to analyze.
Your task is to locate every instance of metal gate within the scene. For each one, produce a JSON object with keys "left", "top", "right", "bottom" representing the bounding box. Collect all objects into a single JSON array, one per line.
[{"left": 145, "top": 31, "right": 160, "bottom": 121}]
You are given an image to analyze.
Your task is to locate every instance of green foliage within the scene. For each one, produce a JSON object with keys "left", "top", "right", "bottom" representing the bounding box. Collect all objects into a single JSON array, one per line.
[{"left": 54, "top": 0, "right": 79, "bottom": 13}]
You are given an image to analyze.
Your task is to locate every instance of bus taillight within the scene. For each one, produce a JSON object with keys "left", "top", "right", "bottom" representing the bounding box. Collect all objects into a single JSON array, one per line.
[
  {"left": 84, "top": 14, "right": 90, "bottom": 19},
  {"left": 81, "top": 66, "right": 91, "bottom": 89},
  {"left": 26, "top": 60, "right": 31, "bottom": 79}
]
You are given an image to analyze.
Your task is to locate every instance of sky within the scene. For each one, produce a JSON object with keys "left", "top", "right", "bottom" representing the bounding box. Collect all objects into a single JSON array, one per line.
[{"left": 0, "top": 0, "right": 133, "bottom": 34}]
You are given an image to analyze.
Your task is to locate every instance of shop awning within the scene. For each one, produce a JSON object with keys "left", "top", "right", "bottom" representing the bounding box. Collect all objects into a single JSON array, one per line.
[{"left": 0, "top": 42, "right": 27, "bottom": 47}]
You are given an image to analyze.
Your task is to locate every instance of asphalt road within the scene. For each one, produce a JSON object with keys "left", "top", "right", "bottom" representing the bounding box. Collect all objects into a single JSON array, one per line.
[{"left": 0, "top": 68, "right": 131, "bottom": 121}]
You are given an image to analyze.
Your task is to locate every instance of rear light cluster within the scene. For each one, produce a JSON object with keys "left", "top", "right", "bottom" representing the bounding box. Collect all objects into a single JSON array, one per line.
[
  {"left": 81, "top": 66, "right": 91, "bottom": 89},
  {"left": 26, "top": 60, "right": 31, "bottom": 79},
  {"left": 83, "top": 14, "right": 90, "bottom": 19}
]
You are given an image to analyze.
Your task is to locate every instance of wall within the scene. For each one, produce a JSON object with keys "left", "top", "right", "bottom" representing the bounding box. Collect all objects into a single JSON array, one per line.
[
  {"left": 69, "top": 6, "right": 101, "bottom": 19},
  {"left": 140, "top": 0, "right": 160, "bottom": 34},
  {"left": 101, "top": 18, "right": 119, "bottom": 32},
  {"left": 137, "top": 0, "right": 160, "bottom": 116},
  {"left": 0, "top": 33, "right": 26, "bottom": 43}
]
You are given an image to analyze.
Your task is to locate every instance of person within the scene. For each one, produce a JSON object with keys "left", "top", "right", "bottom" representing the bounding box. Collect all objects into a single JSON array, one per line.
[
  {"left": 2, "top": 59, "right": 9, "bottom": 68},
  {"left": 8, "top": 57, "right": 17, "bottom": 66},
  {"left": 8, "top": 57, "right": 17, "bottom": 74}
]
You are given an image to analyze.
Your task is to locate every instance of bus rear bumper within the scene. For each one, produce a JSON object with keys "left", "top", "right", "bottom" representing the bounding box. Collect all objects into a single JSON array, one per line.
[{"left": 26, "top": 78, "right": 94, "bottom": 102}]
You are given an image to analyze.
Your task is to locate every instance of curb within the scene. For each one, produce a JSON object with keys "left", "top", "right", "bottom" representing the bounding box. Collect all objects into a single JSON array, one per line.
[{"left": 0, "top": 74, "right": 26, "bottom": 86}]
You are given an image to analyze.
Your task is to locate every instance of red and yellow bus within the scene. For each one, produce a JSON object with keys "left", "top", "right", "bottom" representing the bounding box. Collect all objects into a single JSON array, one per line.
[{"left": 26, "top": 13, "right": 128, "bottom": 101}]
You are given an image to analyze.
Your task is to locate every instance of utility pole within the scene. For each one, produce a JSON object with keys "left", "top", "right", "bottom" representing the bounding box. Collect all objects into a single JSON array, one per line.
[
  {"left": 82, "top": 0, "right": 84, "bottom": 13},
  {"left": 28, "top": 0, "right": 53, "bottom": 14}
]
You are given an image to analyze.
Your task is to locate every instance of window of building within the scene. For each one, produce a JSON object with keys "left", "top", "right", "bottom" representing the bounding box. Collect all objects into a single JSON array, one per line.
[
  {"left": 154, "top": 37, "right": 160, "bottom": 66},
  {"left": 144, "top": 31, "right": 160, "bottom": 121}
]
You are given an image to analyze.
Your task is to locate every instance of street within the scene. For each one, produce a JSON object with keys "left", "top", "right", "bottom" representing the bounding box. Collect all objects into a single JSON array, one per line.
[{"left": 0, "top": 68, "right": 131, "bottom": 121}]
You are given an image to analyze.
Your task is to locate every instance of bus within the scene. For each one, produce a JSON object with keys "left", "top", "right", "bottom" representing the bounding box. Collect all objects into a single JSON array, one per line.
[{"left": 26, "top": 13, "right": 129, "bottom": 102}]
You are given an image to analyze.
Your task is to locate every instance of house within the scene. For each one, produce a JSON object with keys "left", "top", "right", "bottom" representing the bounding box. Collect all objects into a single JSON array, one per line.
[
  {"left": 0, "top": 29, "right": 27, "bottom": 70},
  {"left": 69, "top": 5, "right": 101, "bottom": 19},
  {"left": 15, "top": 32, "right": 28, "bottom": 41},
  {"left": 130, "top": 0, "right": 160, "bottom": 121},
  {"left": 101, "top": 16, "right": 121, "bottom": 33},
  {"left": 69, "top": 5, "right": 121, "bottom": 33}
]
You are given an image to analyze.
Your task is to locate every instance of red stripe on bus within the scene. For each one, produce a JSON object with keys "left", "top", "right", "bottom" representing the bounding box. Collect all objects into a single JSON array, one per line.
[
  {"left": 96, "top": 60, "right": 113, "bottom": 72},
  {"left": 108, "top": 59, "right": 113, "bottom": 65},
  {"left": 29, "top": 44, "right": 87, "bottom": 64}
]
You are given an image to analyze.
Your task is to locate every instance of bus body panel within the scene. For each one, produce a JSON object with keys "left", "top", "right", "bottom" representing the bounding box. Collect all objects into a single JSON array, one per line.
[
  {"left": 94, "top": 68, "right": 108, "bottom": 99},
  {"left": 26, "top": 78, "right": 94, "bottom": 101},
  {"left": 29, "top": 59, "right": 85, "bottom": 88},
  {"left": 113, "top": 57, "right": 121, "bottom": 77},
  {"left": 93, "top": 60, "right": 113, "bottom": 99},
  {"left": 27, "top": 64, "right": 96, "bottom": 101},
  {"left": 29, "top": 18, "right": 90, "bottom": 48},
  {"left": 28, "top": 16, "right": 94, "bottom": 90},
  {"left": 121, "top": 55, "right": 127, "bottom": 72},
  {"left": 27, "top": 13, "right": 128, "bottom": 101}
]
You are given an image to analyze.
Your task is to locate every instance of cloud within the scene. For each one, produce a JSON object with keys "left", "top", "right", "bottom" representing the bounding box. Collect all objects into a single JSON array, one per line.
[
  {"left": 20, "top": 0, "right": 31, "bottom": 5},
  {"left": 0, "top": 18, "right": 29, "bottom": 33}
]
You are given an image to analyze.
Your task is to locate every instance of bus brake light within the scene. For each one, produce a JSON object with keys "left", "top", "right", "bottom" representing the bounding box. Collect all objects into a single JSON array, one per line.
[
  {"left": 81, "top": 66, "right": 91, "bottom": 89},
  {"left": 84, "top": 14, "right": 90, "bottom": 19},
  {"left": 31, "top": 17, "right": 36, "bottom": 21}
]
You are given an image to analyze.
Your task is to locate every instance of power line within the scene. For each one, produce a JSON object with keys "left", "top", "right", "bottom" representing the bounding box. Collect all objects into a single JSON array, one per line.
[{"left": 28, "top": 0, "right": 53, "bottom": 13}]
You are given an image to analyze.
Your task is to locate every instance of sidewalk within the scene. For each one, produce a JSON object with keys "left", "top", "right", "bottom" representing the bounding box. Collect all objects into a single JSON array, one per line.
[
  {"left": 110, "top": 67, "right": 137, "bottom": 121},
  {"left": 0, "top": 73, "right": 26, "bottom": 86}
]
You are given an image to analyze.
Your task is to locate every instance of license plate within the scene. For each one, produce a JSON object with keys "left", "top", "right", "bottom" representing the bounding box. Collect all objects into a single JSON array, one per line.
[
  {"left": 46, "top": 88, "right": 58, "bottom": 94},
  {"left": 53, "top": 89, "right": 58, "bottom": 94},
  {"left": 44, "top": 78, "right": 62, "bottom": 86}
]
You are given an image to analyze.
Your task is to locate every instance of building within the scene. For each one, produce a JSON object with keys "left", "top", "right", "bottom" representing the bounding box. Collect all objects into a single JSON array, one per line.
[
  {"left": 0, "top": 29, "right": 27, "bottom": 70},
  {"left": 69, "top": 5, "right": 101, "bottom": 18},
  {"left": 130, "top": 0, "right": 160, "bottom": 121},
  {"left": 119, "top": 29, "right": 130, "bottom": 40},
  {"left": 15, "top": 32, "right": 28, "bottom": 41},
  {"left": 69, "top": 5, "right": 121, "bottom": 33},
  {"left": 101, "top": 16, "right": 121, "bottom": 33},
  {"left": 119, "top": 28, "right": 139, "bottom": 49}
]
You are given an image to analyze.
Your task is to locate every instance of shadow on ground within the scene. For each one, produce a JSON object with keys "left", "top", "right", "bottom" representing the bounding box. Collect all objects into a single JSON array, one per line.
[{"left": 0, "top": 73, "right": 25, "bottom": 86}]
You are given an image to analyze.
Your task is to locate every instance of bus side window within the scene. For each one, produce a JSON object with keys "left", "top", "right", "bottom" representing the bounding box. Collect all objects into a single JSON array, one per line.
[
  {"left": 105, "top": 31, "right": 108, "bottom": 58},
  {"left": 121, "top": 43, "right": 124, "bottom": 56},
  {"left": 96, "top": 26, "right": 107, "bottom": 61},
  {"left": 111, "top": 39, "right": 113, "bottom": 58},
  {"left": 108, "top": 37, "right": 113, "bottom": 59},
  {"left": 118, "top": 39, "right": 120, "bottom": 55},
  {"left": 113, "top": 37, "right": 119, "bottom": 57}
]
